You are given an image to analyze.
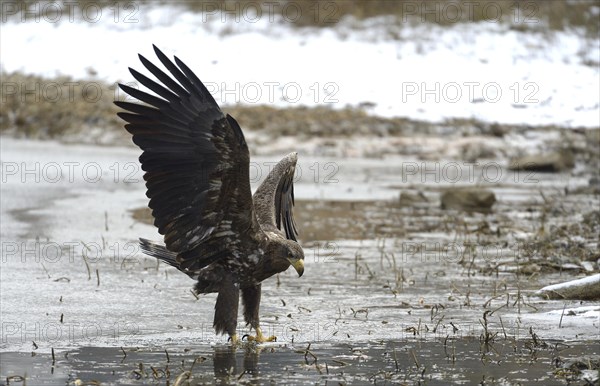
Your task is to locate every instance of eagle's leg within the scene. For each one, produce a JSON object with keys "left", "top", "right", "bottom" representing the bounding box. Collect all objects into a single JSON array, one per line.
[
  {"left": 242, "top": 284, "right": 276, "bottom": 343},
  {"left": 214, "top": 276, "right": 240, "bottom": 344}
]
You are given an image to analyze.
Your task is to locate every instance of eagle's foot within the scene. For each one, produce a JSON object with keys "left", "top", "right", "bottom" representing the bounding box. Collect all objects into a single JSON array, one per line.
[
  {"left": 244, "top": 327, "right": 276, "bottom": 343},
  {"left": 246, "top": 334, "right": 277, "bottom": 343},
  {"left": 228, "top": 334, "right": 240, "bottom": 346}
]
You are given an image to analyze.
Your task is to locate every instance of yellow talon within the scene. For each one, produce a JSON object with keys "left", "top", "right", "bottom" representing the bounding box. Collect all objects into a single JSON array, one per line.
[
  {"left": 229, "top": 334, "right": 239, "bottom": 345},
  {"left": 246, "top": 327, "right": 277, "bottom": 343}
]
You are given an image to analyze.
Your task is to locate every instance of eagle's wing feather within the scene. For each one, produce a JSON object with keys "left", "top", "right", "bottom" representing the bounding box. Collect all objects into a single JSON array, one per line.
[
  {"left": 253, "top": 152, "right": 299, "bottom": 241},
  {"left": 116, "top": 45, "right": 257, "bottom": 270}
]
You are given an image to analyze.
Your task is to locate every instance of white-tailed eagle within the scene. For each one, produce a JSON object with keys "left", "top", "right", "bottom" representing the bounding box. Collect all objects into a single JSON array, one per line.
[{"left": 115, "top": 45, "right": 304, "bottom": 343}]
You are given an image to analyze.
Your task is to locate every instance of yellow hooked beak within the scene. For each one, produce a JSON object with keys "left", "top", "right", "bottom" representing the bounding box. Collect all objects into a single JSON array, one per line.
[{"left": 288, "top": 258, "right": 304, "bottom": 277}]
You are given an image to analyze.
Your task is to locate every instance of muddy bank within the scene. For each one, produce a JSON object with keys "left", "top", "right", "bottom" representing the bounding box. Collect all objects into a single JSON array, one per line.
[{"left": 3, "top": 72, "right": 599, "bottom": 163}]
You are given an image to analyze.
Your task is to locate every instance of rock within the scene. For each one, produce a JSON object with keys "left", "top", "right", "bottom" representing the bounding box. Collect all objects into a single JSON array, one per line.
[
  {"left": 585, "top": 128, "right": 600, "bottom": 146},
  {"left": 558, "top": 355, "right": 600, "bottom": 381},
  {"left": 508, "top": 152, "right": 574, "bottom": 172},
  {"left": 580, "top": 261, "right": 595, "bottom": 272},
  {"left": 399, "top": 191, "right": 429, "bottom": 207},
  {"left": 559, "top": 263, "right": 585, "bottom": 271},
  {"left": 519, "top": 263, "right": 541, "bottom": 275},
  {"left": 440, "top": 188, "right": 496, "bottom": 212}
]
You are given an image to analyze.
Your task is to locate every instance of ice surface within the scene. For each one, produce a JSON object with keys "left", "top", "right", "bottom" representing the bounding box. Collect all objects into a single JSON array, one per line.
[{"left": 1, "top": 138, "right": 598, "bottom": 353}]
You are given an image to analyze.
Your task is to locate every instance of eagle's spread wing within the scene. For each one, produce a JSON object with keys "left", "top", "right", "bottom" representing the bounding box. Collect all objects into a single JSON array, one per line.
[
  {"left": 253, "top": 152, "right": 299, "bottom": 241},
  {"left": 116, "top": 45, "right": 257, "bottom": 271}
]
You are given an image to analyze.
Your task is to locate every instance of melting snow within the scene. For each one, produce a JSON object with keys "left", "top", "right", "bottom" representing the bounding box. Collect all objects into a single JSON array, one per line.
[{"left": 1, "top": 6, "right": 598, "bottom": 127}]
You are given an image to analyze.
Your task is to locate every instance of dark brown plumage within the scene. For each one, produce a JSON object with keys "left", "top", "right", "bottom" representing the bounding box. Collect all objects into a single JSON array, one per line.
[{"left": 116, "top": 45, "right": 304, "bottom": 343}]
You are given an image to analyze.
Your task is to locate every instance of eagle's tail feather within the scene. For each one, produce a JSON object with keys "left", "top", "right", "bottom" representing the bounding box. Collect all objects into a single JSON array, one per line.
[{"left": 139, "top": 238, "right": 178, "bottom": 268}]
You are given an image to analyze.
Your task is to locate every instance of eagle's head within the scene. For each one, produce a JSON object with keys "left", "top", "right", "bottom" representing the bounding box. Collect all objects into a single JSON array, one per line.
[
  {"left": 264, "top": 236, "right": 304, "bottom": 278},
  {"left": 281, "top": 239, "right": 304, "bottom": 277}
]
